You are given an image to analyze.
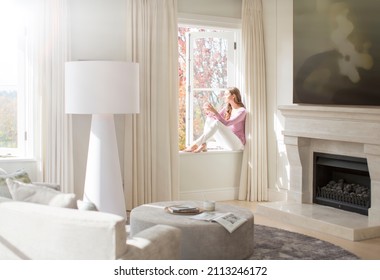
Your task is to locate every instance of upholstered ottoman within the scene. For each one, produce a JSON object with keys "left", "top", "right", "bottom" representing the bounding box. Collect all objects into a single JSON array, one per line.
[{"left": 130, "top": 201, "right": 254, "bottom": 260}]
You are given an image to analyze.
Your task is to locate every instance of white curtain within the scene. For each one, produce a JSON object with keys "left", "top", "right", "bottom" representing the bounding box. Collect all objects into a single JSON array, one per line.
[
  {"left": 124, "top": 0, "right": 179, "bottom": 209},
  {"left": 239, "top": 0, "right": 268, "bottom": 201},
  {"left": 29, "top": 0, "right": 73, "bottom": 193}
]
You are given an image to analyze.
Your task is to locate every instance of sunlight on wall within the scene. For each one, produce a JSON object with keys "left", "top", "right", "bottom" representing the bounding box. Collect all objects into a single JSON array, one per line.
[{"left": 274, "top": 112, "right": 290, "bottom": 192}]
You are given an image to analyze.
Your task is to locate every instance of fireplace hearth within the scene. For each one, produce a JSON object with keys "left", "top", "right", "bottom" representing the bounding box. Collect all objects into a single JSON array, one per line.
[{"left": 313, "top": 153, "right": 370, "bottom": 215}]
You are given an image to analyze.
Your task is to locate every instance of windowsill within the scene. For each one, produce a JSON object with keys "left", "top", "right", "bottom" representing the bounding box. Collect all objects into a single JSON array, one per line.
[
  {"left": 0, "top": 157, "right": 36, "bottom": 162},
  {"left": 179, "top": 149, "right": 243, "bottom": 156}
]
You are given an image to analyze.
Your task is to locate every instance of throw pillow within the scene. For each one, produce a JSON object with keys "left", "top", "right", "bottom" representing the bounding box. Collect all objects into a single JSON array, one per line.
[
  {"left": 77, "top": 199, "right": 98, "bottom": 211},
  {"left": 6, "top": 179, "right": 76, "bottom": 208},
  {"left": 0, "top": 169, "right": 32, "bottom": 199}
]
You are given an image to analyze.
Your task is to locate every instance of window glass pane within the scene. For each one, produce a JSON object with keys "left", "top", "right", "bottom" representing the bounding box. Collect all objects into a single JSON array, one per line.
[
  {"left": 0, "top": 1, "right": 21, "bottom": 154},
  {"left": 0, "top": 88, "right": 17, "bottom": 148},
  {"left": 178, "top": 27, "right": 188, "bottom": 150},
  {"left": 192, "top": 37, "right": 229, "bottom": 89}
]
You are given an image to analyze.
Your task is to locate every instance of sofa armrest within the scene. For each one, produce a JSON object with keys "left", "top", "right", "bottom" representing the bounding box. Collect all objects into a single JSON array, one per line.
[
  {"left": 0, "top": 200, "right": 127, "bottom": 259},
  {"left": 121, "top": 225, "right": 181, "bottom": 260}
]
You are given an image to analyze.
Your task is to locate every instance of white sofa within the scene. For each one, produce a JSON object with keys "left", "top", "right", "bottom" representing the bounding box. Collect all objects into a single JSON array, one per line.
[
  {"left": 0, "top": 168, "right": 181, "bottom": 259},
  {"left": 0, "top": 196, "right": 181, "bottom": 260}
]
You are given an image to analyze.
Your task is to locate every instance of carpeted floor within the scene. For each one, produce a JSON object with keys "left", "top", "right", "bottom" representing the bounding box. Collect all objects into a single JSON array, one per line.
[{"left": 249, "top": 224, "right": 359, "bottom": 260}]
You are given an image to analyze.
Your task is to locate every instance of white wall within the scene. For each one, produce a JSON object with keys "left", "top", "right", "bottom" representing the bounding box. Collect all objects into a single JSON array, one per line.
[
  {"left": 69, "top": 0, "right": 127, "bottom": 61},
  {"left": 178, "top": 0, "right": 241, "bottom": 18},
  {"left": 179, "top": 151, "right": 243, "bottom": 201}
]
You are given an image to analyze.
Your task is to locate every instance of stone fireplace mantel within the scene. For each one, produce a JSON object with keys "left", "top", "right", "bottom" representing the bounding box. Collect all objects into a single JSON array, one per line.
[
  {"left": 257, "top": 105, "right": 380, "bottom": 241},
  {"left": 279, "top": 105, "right": 380, "bottom": 146}
]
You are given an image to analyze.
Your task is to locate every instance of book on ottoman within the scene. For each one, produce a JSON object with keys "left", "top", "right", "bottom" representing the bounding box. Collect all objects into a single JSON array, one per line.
[{"left": 166, "top": 204, "right": 202, "bottom": 215}]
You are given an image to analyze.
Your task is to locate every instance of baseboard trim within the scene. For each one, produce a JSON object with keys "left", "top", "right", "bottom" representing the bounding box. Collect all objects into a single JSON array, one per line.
[{"left": 179, "top": 187, "right": 238, "bottom": 201}]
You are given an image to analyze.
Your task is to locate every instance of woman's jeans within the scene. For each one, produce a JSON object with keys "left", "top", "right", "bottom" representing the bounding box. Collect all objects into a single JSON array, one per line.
[{"left": 193, "top": 117, "right": 244, "bottom": 150}]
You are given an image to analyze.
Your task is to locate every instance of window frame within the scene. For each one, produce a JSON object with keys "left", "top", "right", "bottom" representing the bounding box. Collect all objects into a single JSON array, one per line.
[
  {"left": 0, "top": 2, "right": 33, "bottom": 159},
  {"left": 178, "top": 14, "right": 242, "bottom": 149}
]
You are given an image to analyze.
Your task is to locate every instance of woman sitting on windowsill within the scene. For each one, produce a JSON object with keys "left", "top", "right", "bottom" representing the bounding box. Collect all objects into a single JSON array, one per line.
[{"left": 183, "top": 87, "right": 246, "bottom": 153}]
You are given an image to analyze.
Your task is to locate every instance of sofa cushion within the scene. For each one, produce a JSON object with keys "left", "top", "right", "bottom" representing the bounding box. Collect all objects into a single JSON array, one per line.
[
  {"left": 6, "top": 179, "right": 76, "bottom": 208},
  {"left": 0, "top": 169, "right": 32, "bottom": 199}
]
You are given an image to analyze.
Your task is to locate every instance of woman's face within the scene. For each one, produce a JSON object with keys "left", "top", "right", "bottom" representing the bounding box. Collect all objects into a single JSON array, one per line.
[{"left": 224, "top": 90, "right": 234, "bottom": 103}]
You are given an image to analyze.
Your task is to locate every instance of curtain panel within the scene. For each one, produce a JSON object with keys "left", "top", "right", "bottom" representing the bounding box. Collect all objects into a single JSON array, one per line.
[
  {"left": 239, "top": 0, "right": 268, "bottom": 201},
  {"left": 124, "top": 0, "right": 179, "bottom": 209},
  {"left": 28, "top": 0, "right": 73, "bottom": 193}
]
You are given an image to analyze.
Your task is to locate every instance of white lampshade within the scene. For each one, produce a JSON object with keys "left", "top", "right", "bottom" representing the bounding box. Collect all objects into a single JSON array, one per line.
[{"left": 65, "top": 61, "right": 139, "bottom": 114}]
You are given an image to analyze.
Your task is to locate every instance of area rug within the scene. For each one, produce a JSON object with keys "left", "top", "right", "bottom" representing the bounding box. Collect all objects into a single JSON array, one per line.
[{"left": 249, "top": 224, "right": 359, "bottom": 260}]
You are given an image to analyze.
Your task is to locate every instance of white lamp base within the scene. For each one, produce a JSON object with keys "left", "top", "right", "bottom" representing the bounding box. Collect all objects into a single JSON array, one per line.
[{"left": 83, "top": 114, "right": 126, "bottom": 218}]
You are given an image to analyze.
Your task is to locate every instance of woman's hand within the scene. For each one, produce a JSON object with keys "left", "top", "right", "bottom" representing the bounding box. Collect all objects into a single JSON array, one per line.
[{"left": 203, "top": 102, "right": 217, "bottom": 115}]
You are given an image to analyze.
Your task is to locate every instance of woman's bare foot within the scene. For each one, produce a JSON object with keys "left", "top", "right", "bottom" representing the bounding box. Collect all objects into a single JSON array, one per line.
[
  {"left": 183, "top": 144, "right": 198, "bottom": 152},
  {"left": 193, "top": 143, "right": 207, "bottom": 153}
]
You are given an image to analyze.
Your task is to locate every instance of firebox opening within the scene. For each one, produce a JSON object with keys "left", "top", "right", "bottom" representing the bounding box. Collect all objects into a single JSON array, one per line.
[{"left": 313, "top": 152, "right": 371, "bottom": 216}]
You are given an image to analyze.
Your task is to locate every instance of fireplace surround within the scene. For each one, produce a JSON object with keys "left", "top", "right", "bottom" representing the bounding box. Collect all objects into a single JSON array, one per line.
[{"left": 257, "top": 105, "right": 380, "bottom": 241}]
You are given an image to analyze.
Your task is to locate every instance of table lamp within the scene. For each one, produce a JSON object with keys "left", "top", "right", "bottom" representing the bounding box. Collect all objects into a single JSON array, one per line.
[{"left": 65, "top": 61, "right": 139, "bottom": 218}]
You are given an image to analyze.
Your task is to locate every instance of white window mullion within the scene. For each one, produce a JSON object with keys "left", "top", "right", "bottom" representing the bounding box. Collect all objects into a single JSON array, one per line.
[
  {"left": 186, "top": 32, "right": 194, "bottom": 147},
  {"left": 16, "top": 26, "right": 27, "bottom": 157}
]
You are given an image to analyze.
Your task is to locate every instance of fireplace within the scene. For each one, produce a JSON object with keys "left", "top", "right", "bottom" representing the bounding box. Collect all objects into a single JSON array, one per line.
[
  {"left": 257, "top": 105, "right": 380, "bottom": 241},
  {"left": 313, "top": 153, "right": 370, "bottom": 216}
]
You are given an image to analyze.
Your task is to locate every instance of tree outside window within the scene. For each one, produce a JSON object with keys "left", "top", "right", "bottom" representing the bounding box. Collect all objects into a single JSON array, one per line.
[{"left": 0, "top": 89, "right": 17, "bottom": 149}]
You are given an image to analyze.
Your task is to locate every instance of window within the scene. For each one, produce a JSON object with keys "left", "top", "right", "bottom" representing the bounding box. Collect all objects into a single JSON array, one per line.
[
  {"left": 178, "top": 26, "right": 239, "bottom": 150},
  {"left": 0, "top": 1, "right": 31, "bottom": 158}
]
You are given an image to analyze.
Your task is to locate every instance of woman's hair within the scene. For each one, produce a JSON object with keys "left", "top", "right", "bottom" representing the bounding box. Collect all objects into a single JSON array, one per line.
[{"left": 225, "top": 87, "right": 245, "bottom": 120}]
